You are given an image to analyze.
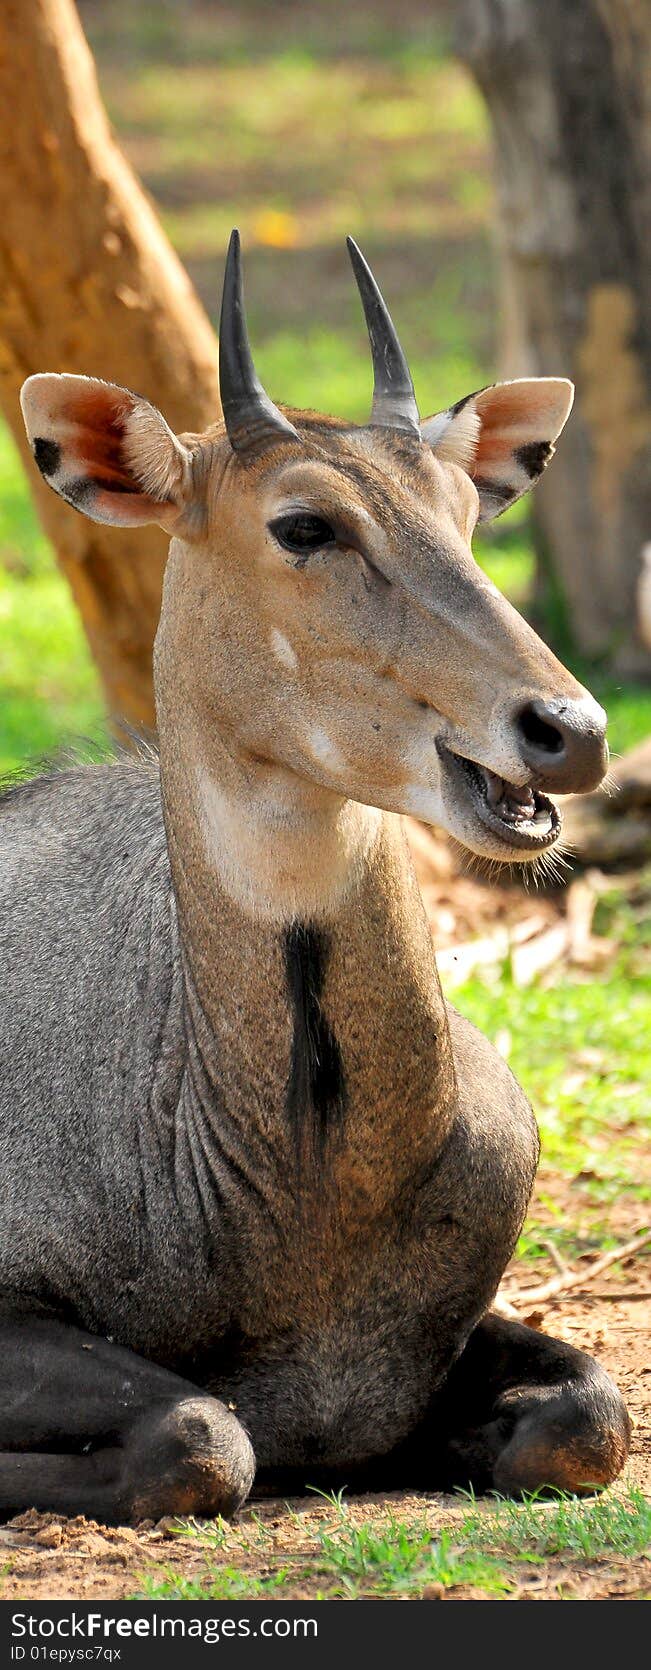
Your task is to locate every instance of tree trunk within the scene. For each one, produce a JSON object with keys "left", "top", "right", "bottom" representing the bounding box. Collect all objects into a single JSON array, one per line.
[
  {"left": 455, "top": 0, "right": 651, "bottom": 677},
  {"left": 0, "top": 0, "right": 220, "bottom": 728}
]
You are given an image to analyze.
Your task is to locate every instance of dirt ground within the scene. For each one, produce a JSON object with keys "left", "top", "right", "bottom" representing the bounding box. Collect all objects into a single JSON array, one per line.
[
  {"left": 1, "top": 1256, "right": 648, "bottom": 1602},
  {"left": 1, "top": 840, "right": 648, "bottom": 1603}
]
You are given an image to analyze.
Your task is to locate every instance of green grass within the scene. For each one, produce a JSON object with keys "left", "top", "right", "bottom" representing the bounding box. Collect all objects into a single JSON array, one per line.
[
  {"left": 0, "top": 0, "right": 648, "bottom": 1271},
  {"left": 1, "top": 416, "right": 648, "bottom": 1252},
  {"left": 94, "top": 21, "right": 488, "bottom": 265},
  {"left": 136, "top": 1499, "right": 511, "bottom": 1599},
  {"left": 138, "top": 1534, "right": 508, "bottom": 1601},
  {"left": 1, "top": 0, "right": 648, "bottom": 1611},
  {"left": 82, "top": 0, "right": 450, "bottom": 70},
  {"left": 0, "top": 427, "right": 105, "bottom": 776},
  {"left": 4, "top": 4, "right": 649, "bottom": 777},
  {"left": 1, "top": 416, "right": 648, "bottom": 778},
  {"left": 0, "top": 425, "right": 51, "bottom": 579},
  {"left": 0, "top": 566, "right": 105, "bottom": 777},
  {"left": 311, "top": 1511, "right": 509, "bottom": 1596},
  {"left": 138, "top": 1564, "right": 292, "bottom": 1600},
  {"left": 444, "top": 883, "right": 651, "bottom": 1249},
  {"left": 132, "top": 1486, "right": 651, "bottom": 1600},
  {"left": 462, "top": 1486, "right": 651, "bottom": 1561}
]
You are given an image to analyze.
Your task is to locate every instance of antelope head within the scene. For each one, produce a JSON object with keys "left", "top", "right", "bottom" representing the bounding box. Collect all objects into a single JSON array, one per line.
[{"left": 21, "top": 233, "right": 607, "bottom": 869}]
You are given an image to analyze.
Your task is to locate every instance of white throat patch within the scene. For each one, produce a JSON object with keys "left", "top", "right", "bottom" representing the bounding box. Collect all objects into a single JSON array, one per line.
[{"left": 196, "top": 763, "right": 382, "bottom": 922}]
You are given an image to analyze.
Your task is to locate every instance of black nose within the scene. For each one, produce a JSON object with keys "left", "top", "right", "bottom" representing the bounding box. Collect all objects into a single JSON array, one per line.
[{"left": 515, "top": 696, "right": 608, "bottom": 793}]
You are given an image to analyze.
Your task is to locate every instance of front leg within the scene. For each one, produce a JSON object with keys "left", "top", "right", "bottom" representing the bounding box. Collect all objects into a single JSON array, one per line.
[
  {"left": 0, "top": 1317, "right": 255, "bottom": 1524},
  {"left": 400, "top": 1313, "right": 630, "bottom": 1496}
]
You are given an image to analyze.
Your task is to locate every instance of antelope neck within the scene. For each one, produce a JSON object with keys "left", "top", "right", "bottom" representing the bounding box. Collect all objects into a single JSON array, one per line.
[
  {"left": 156, "top": 711, "right": 456, "bottom": 1202},
  {"left": 160, "top": 715, "right": 383, "bottom": 920}
]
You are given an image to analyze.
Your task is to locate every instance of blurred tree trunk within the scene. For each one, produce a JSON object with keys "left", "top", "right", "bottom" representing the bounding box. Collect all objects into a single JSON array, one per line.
[
  {"left": 0, "top": 0, "right": 220, "bottom": 728},
  {"left": 456, "top": 0, "right": 651, "bottom": 677}
]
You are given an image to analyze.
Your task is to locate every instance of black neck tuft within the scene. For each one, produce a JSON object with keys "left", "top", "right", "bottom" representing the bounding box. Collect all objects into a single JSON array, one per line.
[{"left": 284, "top": 922, "right": 346, "bottom": 1174}]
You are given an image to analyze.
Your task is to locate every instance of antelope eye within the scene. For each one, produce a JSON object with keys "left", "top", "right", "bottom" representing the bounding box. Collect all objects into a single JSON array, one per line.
[{"left": 269, "top": 512, "right": 335, "bottom": 555}]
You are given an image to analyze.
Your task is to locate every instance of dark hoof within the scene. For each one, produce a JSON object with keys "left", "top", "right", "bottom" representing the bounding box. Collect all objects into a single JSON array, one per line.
[
  {"left": 122, "top": 1396, "right": 256, "bottom": 1522},
  {"left": 493, "top": 1366, "right": 631, "bottom": 1496}
]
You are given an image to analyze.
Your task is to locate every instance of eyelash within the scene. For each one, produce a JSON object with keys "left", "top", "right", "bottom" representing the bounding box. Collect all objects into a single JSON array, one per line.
[{"left": 269, "top": 512, "right": 336, "bottom": 557}]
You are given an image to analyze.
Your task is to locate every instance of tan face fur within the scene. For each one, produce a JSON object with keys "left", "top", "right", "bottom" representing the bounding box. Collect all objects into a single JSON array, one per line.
[
  {"left": 20, "top": 370, "right": 608, "bottom": 885},
  {"left": 161, "top": 404, "right": 606, "bottom": 858}
]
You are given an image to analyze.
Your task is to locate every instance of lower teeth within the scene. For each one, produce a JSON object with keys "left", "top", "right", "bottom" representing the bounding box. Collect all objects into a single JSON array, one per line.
[
  {"left": 504, "top": 797, "right": 535, "bottom": 822},
  {"left": 480, "top": 771, "right": 552, "bottom": 829},
  {"left": 464, "top": 759, "right": 555, "bottom": 836},
  {"left": 484, "top": 776, "right": 537, "bottom": 823}
]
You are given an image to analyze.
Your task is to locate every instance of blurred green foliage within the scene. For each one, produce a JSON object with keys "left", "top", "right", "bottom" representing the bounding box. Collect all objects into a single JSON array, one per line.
[
  {"left": 4, "top": 1, "right": 649, "bottom": 777},
  {"left": 0, "top": 425, "right": 104, "bottom": 777},
  {"left": 452, "top": 930, "right": 651, "bottom": 1250},
  {"left": 0, "top": 1, "right": 648, "bottom": 1243},
  {"left": 3, "top": 2, "right": 497, "bottom": 775}
]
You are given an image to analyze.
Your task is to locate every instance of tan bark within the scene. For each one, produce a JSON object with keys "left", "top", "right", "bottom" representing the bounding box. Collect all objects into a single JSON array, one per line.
[
  {"left": 456, "top": 0, "right": 651, "bottom": 677},
  {"left": 0, "top": 0, "right": 220, "bottom": 728}
]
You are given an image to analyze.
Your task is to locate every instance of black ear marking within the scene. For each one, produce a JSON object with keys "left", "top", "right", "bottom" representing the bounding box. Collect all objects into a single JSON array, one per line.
[
  {"left": 474, "top": 477, "right": 518, "bottom": 506},
  {"left": 33, "top": 437, "right": 61, "bottom": 478},
  {"left": 60, "top": 478, "right": 92, "bottom": 509},
  {"left": 448, "top": 389, "right": 480, "bottom": 418},
  {"left": 63, "top": 476, "right": 134, "bottom": 509},
  {"left": 514, "top": 440, "right": 552, "bottom": 478}
]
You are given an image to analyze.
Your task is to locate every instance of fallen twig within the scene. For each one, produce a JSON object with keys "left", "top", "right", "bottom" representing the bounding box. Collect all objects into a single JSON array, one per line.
[
  {"left": 498, "top": 1228, "right": 651, "bottom": 1309},
  {"left": 491, "top": 1292, "right": 519, "bottom": 1320},
  {"left": 436, "top": 928, "right": 509, "bottom": 986},
  {"left": 542, "top": 1289, "right": 651, "bottom": 1303},
  {"left": 511, "top": 922, "right": 568, "bottom": 987},
  {"left": 541, "top": 1238, "right": 569, "bottom": 1276}
]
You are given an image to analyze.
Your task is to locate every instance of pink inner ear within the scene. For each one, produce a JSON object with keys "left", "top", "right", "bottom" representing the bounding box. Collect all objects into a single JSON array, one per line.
[
  {"left": 473, "top": 381, "right": 570, "bottom": 458},
  {"left": 53, "top": 382, "right": 174, "bottom": 510},
  {"left": 58, "top": 383, "right": 136, "bottom": 482},
  {"left": 474, "top": 434, "right": 518, "bottom": 467},
  {"left": 474, "top": 383, "right": 535, "bottom": 428},
  {"left": 58, "top": 379, "right": 134, "bottom": 432},
  {"left": 88, "top": 485, "right": 177, "bottom": 526},
  {"left": 23, "top": 373, "right": 184, "bottom": 529}
]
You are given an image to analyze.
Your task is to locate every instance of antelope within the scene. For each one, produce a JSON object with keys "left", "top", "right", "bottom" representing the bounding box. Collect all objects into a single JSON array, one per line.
[{"left": 0, "top": 234, "right": 629, "bottom": 1524}]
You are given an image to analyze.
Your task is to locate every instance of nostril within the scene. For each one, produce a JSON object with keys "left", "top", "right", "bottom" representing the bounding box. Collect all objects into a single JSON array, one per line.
[{"left": 517, "top": 701, "right": 565, "bottom": 757}]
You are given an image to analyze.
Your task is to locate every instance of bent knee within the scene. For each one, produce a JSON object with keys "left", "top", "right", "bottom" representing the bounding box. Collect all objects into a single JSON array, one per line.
[
  {"left": 127, "top": 1395, "right": 256, "bottom": 1521},
  {"left": 494, "top": 1361, "right": 631, "bottom": 1496},
  {"left": 447, "top": 1007, "right": 540, "bottom": 1195}
]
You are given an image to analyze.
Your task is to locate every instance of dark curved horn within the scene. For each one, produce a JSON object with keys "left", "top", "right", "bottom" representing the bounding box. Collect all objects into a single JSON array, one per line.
[
  {"left": 219, "top": 229, "right": 299, "bottom": 455},
  {"left": 346, "top": 237, "right": 420, "bottom": 436}
]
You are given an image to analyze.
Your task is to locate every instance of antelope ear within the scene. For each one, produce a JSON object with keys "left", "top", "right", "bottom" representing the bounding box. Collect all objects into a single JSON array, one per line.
[
  {"left": 20, "top": 374, "right": 192, "bottom": 531},
  {"left": 421, "top": 378, "right": 574, "bottom": 520}
]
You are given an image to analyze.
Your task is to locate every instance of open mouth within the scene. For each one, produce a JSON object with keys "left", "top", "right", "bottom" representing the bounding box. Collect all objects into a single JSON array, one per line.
[{"left": 438, "top": 744, "right": 562, "bottom": 851}]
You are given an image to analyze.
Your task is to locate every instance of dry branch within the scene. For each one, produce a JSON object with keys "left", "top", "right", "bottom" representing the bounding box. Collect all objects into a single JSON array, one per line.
[{"left": 498, "top": 1228, "right": 651, "bottom": 1310}]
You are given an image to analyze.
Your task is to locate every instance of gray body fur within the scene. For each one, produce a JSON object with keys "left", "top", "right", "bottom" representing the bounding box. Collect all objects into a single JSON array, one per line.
[{"left": 0, "top": 756, "right": 539, "bottom": 1474}]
